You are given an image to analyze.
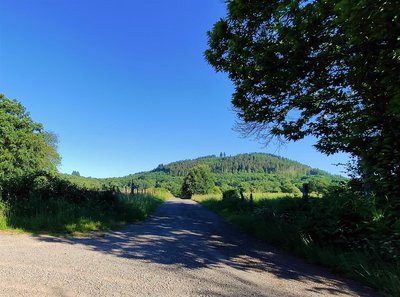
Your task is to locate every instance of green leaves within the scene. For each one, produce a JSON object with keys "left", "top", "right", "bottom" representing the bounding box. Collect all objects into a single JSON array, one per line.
[
  {"left": 181, "top": 165, "right": 215, "bottom": 199},
  {"left": 0, "top": 94, "right": 60, "bottom": 188},
  {"left": 205, "top": 0, "right": 400, "bottom": 209}
]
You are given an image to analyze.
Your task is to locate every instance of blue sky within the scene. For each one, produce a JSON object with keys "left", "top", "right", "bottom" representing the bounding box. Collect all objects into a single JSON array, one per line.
[{"left": 0, "top": 0, "right": 349, "bottom": 178}]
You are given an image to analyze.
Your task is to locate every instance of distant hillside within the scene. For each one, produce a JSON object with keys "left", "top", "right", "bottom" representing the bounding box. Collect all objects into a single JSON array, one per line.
[
  {"left": 153, "top": 153, "right": 322, "bottom": 176},
  {"left": 63, "top": 153, "right": 344, "bottom": 197}
]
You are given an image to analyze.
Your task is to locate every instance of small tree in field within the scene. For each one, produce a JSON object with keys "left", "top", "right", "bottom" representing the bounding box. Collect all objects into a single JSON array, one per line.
[{"left": 181, "top": 165, "right": 215, "bottom": 198}]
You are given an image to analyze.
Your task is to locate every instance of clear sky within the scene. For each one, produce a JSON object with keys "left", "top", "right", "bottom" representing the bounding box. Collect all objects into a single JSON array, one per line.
[{"left": 0, "top": 0, "right": 349, "bottom": 178}]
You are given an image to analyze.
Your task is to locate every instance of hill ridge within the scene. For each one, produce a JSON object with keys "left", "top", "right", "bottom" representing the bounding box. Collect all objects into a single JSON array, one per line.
[
  {"left": 152, "top": 152, "right": 317, "bottom": 176},
  {"left": 63, "top": 153, "right": 342, "bottom": 196}
]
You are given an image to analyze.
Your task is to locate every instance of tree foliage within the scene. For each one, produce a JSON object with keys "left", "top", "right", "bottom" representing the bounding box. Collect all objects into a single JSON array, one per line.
[
  {"left": 0, "top": 94, "right": 60, "bottom": 187},
  {"left": 181, "top": 165, "right": 215, "bottom": 198},
  {"left": 205, "top": 0, "right": 400, "bottom": 209},
  {"left": 97, "top": 154, "right": 341, "bottom": 197},
  {"left": 154, "top": 153, "right": 312, "bottom": 176}
]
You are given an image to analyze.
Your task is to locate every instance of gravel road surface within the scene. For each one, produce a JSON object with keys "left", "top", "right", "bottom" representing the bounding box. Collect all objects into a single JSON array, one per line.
[{"left": 0, "top": 198, "right": 377, "bottom": 296}]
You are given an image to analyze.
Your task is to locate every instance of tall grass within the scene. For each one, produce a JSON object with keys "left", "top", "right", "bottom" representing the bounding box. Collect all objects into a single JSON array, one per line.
[
  {"left": 193, "top": 192, "right": 305, "bottom": 203},
  {"left": 193, "top": 193, "right": 400, "bottom": 297},
  {"left": 192, "top": 192, "right": 297, "bottom": 202},
  {"left": 0, "top": 201, "right": 8, "bottom": 230},
  {"left": 0, "top": 188, "right": 169, "bottom": 235}
]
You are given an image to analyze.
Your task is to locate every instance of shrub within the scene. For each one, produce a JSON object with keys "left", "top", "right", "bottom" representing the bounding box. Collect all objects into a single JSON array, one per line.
[{"left": 222, "top": 189, "right": 248, "bottom": 210}]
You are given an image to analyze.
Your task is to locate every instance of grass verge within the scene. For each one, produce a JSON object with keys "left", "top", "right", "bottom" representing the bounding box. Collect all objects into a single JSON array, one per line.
[
  {"left": 0, "top": 189, "right": 169, "bottom": 235},
  {"left": 193, "top": 194, "right": 400, "bottom": 297}
]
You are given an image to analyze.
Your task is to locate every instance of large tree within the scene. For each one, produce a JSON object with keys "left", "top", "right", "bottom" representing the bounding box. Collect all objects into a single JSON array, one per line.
[
  {"left": 205, "top": 0, "right": 400, "bottom": 209},
  {"left": 181, "top": 165, "right": 215, "bottom": 198},
  {"left": 0, "top": 94, "right": 60, "bottom": 185}
]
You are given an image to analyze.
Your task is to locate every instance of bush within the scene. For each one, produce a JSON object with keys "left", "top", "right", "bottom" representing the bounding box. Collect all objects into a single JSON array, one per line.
[
  {"left": 222, "top": 189, "right": 240, "bottom": 201},
  {"left": 2, "top": 171, "right": 118, "bottom": 206},
  {"left": 222, "top": 189, "right": 249, "bottom": 210}
]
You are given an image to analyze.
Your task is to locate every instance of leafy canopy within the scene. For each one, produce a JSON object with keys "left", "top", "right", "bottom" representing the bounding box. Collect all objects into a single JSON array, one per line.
[
  {"left": 0, "top": 94, "right": 60, "bottom": 185},
  {"left": 205, "top": 0, "right": 400, "bottom": 208}
]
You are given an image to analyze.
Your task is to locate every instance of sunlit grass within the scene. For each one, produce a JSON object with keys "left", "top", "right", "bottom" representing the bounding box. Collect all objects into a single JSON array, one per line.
[
  {"left": 0, "top": 188, "right": 170, "bottom": 235},
  {"left": 0, "top": 202, "right": 7, "bottom": 230},
  {"left": 192, "top": 192, "right": 299, "bottom": 203},
  {"left": 192, "top": 193, "right": 221, "bottom": 202}
]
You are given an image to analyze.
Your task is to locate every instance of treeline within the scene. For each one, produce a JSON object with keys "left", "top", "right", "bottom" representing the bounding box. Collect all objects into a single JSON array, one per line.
[
  {"left": 68, "top": 154, "right": 344, "bottom": 197},
  {"left": 154, "top": 153, "right": 315, "bottom": 176}
]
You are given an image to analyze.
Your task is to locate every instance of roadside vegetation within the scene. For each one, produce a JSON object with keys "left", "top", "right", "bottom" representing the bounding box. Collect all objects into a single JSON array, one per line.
[
  {"left": 0, "top": 170, "right": 169, "bottom": 235},
  {"left": 0, "top": 94, "right": 168, "bottom": 235},
  {"left": 193, "top": 191, "right": 399, "bottom": 297}
]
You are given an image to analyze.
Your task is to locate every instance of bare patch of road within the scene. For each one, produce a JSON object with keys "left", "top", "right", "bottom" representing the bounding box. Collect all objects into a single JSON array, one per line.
[{"left": 0, "top": 198, "right": 377, "bottom": 296}]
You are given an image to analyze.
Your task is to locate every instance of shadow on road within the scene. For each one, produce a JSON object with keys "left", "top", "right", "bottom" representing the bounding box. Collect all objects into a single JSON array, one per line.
[{"left": 32, "top": 199, "right": 376, "bottom": 296}]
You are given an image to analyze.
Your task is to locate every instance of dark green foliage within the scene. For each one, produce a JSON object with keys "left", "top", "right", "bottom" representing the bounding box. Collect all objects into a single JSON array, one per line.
[
  {"left": 305, "top": 187, "right": 400, "bottom": 263},
  {"left": 2, "top": 171, "right": 116, "bottom": 206},
  {"left": 181, "top": 165, "right": 215, "bottom": 198},
  {"left": 222, "top": 189, "right": 249, "bottom": 210},
  {"left": 248, "top": 184, "right": 400, "bottom": 264},
  {"left": 100, "top": 153, "right": 343, "bottom": 197},
  {"left": 205, "top": 0, "right": 400, "bottom": 212},
  {"left": 307, "top": 176, "right": 331, "bottom": 194},
  {"left": 154, "top": 153, "right": 312, "bottom": 176},
  {"left": 3, "top": 171, "right": 117, "bottom": 208},
  {"left": 222, "top": 189, "right": 240, "bottom": 201}
]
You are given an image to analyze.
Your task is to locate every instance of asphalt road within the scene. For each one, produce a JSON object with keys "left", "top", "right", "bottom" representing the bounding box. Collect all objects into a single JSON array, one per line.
[{"left": 0, "top": 198, "right": 377, "bottom": 296}]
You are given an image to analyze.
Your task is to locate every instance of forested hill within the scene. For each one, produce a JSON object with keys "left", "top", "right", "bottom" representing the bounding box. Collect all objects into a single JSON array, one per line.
[
  {"left": 63, "top": 153, "right": 342, "bottom": 197},
  {"left": 153, "top": 153, "right": 321, "bottom": 177}
]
